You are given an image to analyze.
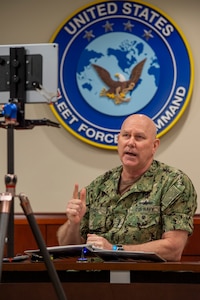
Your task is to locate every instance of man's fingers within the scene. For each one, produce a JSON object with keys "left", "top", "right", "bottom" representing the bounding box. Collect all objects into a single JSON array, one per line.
[{"left": 80, "top": 188, "right": 86, "bottom": 204}]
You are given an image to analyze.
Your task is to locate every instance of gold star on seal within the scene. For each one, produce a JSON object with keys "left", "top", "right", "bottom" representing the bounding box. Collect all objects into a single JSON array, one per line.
[
  {"left": 102, "top": 21, "right": 114, "bottom": 32},
  {"left": 83, "top": 30, "right": 95, "bottom": 41},
  {"left": 123, "top": 20, "right": 134, "bottom": 32},
  {"left": 143, "top": 29, "right": 154, "bottom": 41}
]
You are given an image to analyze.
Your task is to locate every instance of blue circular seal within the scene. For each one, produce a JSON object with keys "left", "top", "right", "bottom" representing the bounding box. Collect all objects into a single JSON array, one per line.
[{"left": 50, "top": 0, "right": 194, "bottom": 150}]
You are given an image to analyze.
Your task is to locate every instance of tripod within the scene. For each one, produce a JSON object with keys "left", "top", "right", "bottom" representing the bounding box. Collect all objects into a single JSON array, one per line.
[
  {"left": 0, "top": 121, "right": 67, "bottom": 300},
  {"left": 0, "top": 47, "right": 67, "bottom": 299},
  {"left": 0, "top": 192, "right": 67, "bottom": 300}
]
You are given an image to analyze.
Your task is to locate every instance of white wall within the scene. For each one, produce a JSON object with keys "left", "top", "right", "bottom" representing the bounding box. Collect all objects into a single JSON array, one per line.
[{"left": 0, "top": 0, "right": 199, "bottom": 213}]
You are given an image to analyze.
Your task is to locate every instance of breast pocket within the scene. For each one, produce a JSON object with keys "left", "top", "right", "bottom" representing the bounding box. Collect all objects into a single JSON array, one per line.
[{"left": 126, "top": 206, "right": 162, "bottom": 242}]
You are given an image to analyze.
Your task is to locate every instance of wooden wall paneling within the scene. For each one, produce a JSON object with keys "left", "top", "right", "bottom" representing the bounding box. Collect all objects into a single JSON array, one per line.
[
  {"left": 46, "top": 224, "right": 60, "bottom": 246},
  {"left": 14, "top": 224, "right": 46, "bottom": 254},
  {"left": 4, "top": 213, "right": 199, "bottom": 260}
]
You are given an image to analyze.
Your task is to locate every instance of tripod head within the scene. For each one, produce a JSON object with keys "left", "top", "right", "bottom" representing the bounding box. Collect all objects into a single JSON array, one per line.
[
  {"left": 0, "top": 101, "right": 60, "bottom": 129},
  {"left": 0, "top": 99, "right": 18, "bottom": 125},
  {"left": 0, "top": 88, "right": 60, "bottom": 129}
]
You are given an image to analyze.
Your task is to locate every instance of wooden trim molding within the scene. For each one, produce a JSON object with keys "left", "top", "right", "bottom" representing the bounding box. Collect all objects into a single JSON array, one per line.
[
  {"left": 14, "top": 213, "right": 67, "bottom": 225},
  {"left": 193, "top": 214, "right": 200, "bottom": 224}
]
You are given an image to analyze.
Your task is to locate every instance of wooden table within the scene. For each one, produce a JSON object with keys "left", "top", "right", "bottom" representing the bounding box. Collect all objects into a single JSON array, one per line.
[{"left": 2, "top": 258, "right": 200, "bottom": 300}]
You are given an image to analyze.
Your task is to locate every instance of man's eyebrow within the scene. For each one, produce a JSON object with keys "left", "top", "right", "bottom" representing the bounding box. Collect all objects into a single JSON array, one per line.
[
  {"left": 132, "top": 130, "right": 145, "bottom": 135},
  {"left": 121, "top": 130, "right": 146, "bottom": 136}
]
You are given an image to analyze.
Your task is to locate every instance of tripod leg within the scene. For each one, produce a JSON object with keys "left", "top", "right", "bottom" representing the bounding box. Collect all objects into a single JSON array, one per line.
[
  {"left": 18, "top": 193, "right": 67, "bottom": 300},
  {"left": 5, "top": 174, "right": 17, "bottom": 258},
  {"left": 0, "top": 192, "right": 12, "bottom": 282}
]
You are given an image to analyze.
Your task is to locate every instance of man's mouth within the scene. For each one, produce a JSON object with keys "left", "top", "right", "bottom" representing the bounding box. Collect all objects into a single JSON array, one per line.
[{"left": 125, "top": 151, "right": 136, "bottom": 157}]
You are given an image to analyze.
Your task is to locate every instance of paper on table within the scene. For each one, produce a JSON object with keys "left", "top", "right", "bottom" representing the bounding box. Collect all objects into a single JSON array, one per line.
[{"left": 24, "top": 244, "right": 166, "bottom": 262}]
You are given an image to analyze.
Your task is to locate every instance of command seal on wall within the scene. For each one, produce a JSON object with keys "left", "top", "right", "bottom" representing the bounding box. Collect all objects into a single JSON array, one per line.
[{"left": 50, "top": 0, "right": 194, "bottom": 150}]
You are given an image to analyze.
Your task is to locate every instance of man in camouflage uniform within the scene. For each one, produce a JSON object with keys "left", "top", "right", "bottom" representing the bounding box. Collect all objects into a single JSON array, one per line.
[{"left": 57, "top": 114, "right": 197, "bottom": 261}]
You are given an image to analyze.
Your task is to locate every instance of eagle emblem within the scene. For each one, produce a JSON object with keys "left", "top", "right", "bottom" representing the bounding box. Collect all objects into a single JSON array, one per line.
[{"left": 92, "top": 58, "right": 146, "bottom": 104}]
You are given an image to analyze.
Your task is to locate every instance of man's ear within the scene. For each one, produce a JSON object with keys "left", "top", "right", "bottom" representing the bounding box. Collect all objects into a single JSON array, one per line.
[{"left": 153, "top": 138, "right": 160, "bottom": 153}]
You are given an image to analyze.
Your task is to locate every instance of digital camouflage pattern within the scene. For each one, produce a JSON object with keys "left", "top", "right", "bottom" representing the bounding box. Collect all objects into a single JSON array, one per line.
[{"left": 80, "top": 160, "right": 197, "bottom": 245}]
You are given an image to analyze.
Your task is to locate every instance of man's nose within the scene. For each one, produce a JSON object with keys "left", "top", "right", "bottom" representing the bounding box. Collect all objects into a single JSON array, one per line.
[{"left": 127, "top": 137, "right": 136, "bottom": 147}]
